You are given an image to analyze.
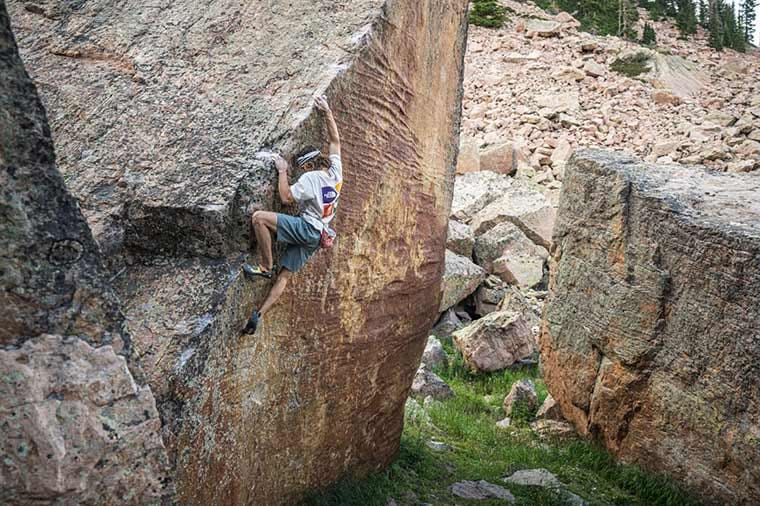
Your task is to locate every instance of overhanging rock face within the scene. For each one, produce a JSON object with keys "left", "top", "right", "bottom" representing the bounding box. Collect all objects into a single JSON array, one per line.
[
  {"left": 541, "top": 149, "right": 760, "bottom": 504},
  {"left": 8, "top": 0, "right": 469, "bottom": 504}
]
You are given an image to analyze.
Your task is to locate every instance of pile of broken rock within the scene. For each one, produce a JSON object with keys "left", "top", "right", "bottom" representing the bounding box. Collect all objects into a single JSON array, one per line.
[
  {"left": 408, "top": 166, "right": 568, "bottom": 435},
  {"left": 436, "top": 168, "right": 556, "bottom": 373}
]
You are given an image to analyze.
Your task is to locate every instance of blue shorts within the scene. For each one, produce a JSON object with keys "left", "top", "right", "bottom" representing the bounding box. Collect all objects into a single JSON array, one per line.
[{"left": 276, "top": 214, "right": 321, "bottom": 272}]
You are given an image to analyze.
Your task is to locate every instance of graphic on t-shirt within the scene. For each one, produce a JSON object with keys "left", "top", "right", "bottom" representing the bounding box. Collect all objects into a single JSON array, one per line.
[{"left": 321, "top": 181, "right": 342, "bottom": 220}]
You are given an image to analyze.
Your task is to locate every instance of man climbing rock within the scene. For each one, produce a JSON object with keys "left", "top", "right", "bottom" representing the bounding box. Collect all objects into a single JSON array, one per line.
[{"left": 242, "top": 95, "right": 342, "bottom": 333}]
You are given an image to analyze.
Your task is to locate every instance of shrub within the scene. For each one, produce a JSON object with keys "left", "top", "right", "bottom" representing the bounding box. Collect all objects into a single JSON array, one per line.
[
  {"left": 610, "top": 52, "right": 651, "bottom": 77},
  {"left": 470, "top": 0, "right": 508, "bottom": 29}
]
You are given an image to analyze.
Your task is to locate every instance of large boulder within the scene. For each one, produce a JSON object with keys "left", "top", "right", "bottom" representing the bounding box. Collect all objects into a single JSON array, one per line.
[
  {"left": 541, "top": 149, "right": 760, "bottom": 504},
  {"left": 473, "top": 221, "right": 548, "bottom": 287},
  {"left": 453, "top": 310, "right": 535, "bottom": 372},
  {"left": 440, "top": 250, "right": 487, "bottom": 311},
  {"left": 7, "top": 0, "right": 470, "bottom": 504},
  {"left": 0, "top": 7, "right": 171, "bottom": 503},
  {"left": 469, "top": 181, "right": 557, "bottom": 249},
  {"left": 450, "top": 171, "right": 513, "bottom": 222}
]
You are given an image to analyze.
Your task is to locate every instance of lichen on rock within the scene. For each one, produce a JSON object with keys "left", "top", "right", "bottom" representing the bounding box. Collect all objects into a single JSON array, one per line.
[{"left": 541, "top": 149, "right": 760, "bottom": 504}]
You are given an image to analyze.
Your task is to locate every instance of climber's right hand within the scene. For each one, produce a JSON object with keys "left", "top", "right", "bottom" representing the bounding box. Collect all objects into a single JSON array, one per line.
[{"left": 273, "top": 153, "right": 288, "bottom": 172}]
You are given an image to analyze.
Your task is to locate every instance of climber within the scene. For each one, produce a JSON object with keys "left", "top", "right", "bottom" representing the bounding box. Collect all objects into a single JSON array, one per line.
[{"left": 241, "top": 95, "right": 342, "bottom": 334}]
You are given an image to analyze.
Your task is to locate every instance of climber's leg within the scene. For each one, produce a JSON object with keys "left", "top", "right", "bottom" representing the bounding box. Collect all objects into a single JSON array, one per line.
[
  {"left": 259, "top": 268, "right": 292, "bottom": 317},
  {"left": 247, "top": 210, "right": 278, "bottom": 275},
  {"left": 243, "top": 269, "right": 292, "bottom": 334}
]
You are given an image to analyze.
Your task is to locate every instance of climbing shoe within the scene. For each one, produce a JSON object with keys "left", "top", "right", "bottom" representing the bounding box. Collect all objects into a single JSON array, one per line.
[
  {"left": 243, "top": 263, "right": 273, "bottom": 280},
  {"left": 243, "top": 310, "right": 261, "bottom": 334}
]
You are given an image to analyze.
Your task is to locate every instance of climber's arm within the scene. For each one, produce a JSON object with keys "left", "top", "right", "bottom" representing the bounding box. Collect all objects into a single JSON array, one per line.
[
  {"left": 315, "top": 95, "right": 340, "bottom": 157},
  {"left": 274, "top": 154, "right": 294, "bottom": 205}
]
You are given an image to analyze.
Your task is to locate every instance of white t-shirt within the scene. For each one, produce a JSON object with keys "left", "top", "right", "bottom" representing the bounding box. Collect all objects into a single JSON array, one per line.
[{"left": 290, "top": 154, "right": 343, "bottom": 232}]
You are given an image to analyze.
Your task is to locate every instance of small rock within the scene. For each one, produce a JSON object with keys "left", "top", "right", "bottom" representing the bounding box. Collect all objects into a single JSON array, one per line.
[
  {"left": 652, "top": 90, "right": 681, "bottom": 105},
  {"left": 480, "top": 142, "right": 520, "bottom": 175},
  {"left": 473, "top": 221, "right": 548, "bottom": 288},
  {"left": 651, "top": 140, "right": 680, "bottom": 158},
  {"left": 422, "top": 336, "right": 448, "bottom": 368},
  {"left": 503, "top": 468, "right": 562, "bottom": 489},
  {"left": 536, "top": 394, "right": 564, "bottom": 421},
  {"left": 526, "top": 19, "right": 562, "bottom": 38},
  {"left": 536, "top": 92, "right": 580, "bottom": 116},
  {"left": 426, "top": 440, "right": 452, "bottom": 452},
  {"left": 496, "top": 417, "right": 512, "bottom": 429},
  {"left": 582, "top": 60, "right": 605, "bottom": 77},
  {"left": 474, "top": 276, "right": 508, "bottom": 316},
  {"left": 503, "top": 379, "right": 538, "bottom": 417},
  {"left": 530, "top": 419, "right": 577, "bottom": 439},
  {"left": 552, "top": 66, "right": 585, "bottom": 82},
  {"left": 450, "top": 171, "right": 513, "bottom": 222},
  {"left": 737, "top": 139, "right": 760, "bottom": 157},
  {"left": 456, "top": 139, "right": 480, "bottom": 174},
  {"left": 449, "top": 480, "right": 515, "bottom": 502},
  {"left": 440, "top": 250, "right": 487, "bottom": 312},
  {"left": 704, "top": 110, "right": 736, "bottom": 127},
  {"left": 447, "top": 220, "right": 475, "bottom": 257},
  {"left": 432, "top": 309, "right": 464, "bottom": 339},
  {"left": 411, "top": 365, "right": 454, "bottom": 400}
]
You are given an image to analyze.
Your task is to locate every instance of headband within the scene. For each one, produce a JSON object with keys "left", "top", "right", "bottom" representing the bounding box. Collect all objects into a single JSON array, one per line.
[{"left": 296, "top": 150, "right": 321, "bottom": 167}]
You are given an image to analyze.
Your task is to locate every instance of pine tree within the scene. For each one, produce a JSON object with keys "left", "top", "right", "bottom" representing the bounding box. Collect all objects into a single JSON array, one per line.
[
  {"left": 642, "top": 21, "right": 658, "bottom": 44},
  {"left": 722, "top": 1, "right": 746, "bottom": 51},
  {"left": 740, "top": 0, "right": 757, "bottom": 43},
  {"left": 698, "top": 0, "right": 708, "bottom": 27},
  {"left": 708, "top": 0, "right": 724, "bottom": 50},
  {"left": 676, "top": 0, "right": 698, "bottom": 37}
]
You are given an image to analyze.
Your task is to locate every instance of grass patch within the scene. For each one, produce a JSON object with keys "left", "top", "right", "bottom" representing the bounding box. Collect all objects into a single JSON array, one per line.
[
  {"left": 301, "top": 347, "right": 700, "bottom": 506},
  {"left": 610, "top": 52, "right": 651, "bottom": 78},
  {"left": 470, "top": 0, "right": 509, "bottom": 29}
]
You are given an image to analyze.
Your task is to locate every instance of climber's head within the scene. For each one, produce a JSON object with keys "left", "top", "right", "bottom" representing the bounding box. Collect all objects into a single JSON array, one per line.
[{"left": 294, "top": 146, "right": 329, "bottom": 172}]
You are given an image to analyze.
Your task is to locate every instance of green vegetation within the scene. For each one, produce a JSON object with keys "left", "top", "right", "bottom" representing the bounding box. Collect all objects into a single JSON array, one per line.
[
  {"left": 642, "top": 22, "right": 658, "bottom": 45},
  {"left": 610, "top": 52, "right": 652, "bottom": 78},
  {"left": 532, "top": 0, "right": 639, "bottom": 38},
  {"left": 470, "top": 0, "right": 509, "bottom": 29},
  {"left": 301, "top": 342, "right": 700, "bottom": 506}
]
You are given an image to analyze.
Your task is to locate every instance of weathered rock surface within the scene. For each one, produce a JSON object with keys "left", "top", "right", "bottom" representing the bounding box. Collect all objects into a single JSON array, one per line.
[
  {"left": 0, "top": 335, "right": 170, "bottom": 504},
  {"left": 447, "top": 220, "right": 475, "bottom": 258},
  {"left": 440, "top": 250, "right": 487, "bottom": 312},
  {"left": 6, "top": 0, "right": 470, "bottom": 503},
  {"left": 411, "top": 365, "right": 454, "bottom": 401},
  {"left": 541, "top": 149, "right": 760, "bottom": 504},
  {"left": 0, "top": 7, "right": 171, "bottom": 503},
  {"left": 453, "top": 310, "right": 535, "bottom": 372}
]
